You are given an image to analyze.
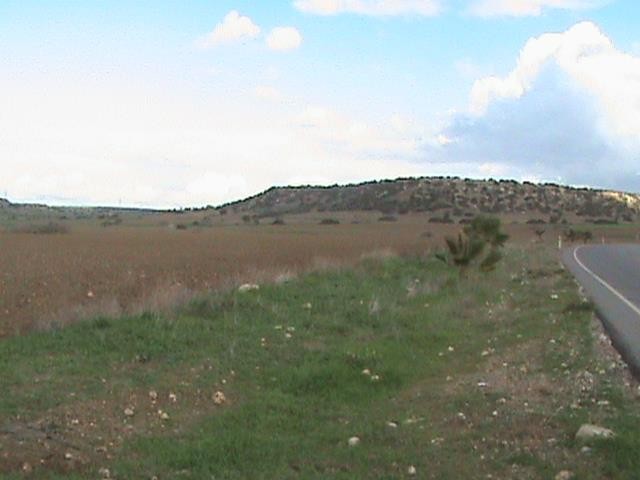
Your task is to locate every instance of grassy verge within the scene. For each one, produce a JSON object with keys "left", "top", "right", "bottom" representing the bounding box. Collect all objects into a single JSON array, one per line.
[{"left": 1, "top": 246, "right": 639, "bottom": 479}]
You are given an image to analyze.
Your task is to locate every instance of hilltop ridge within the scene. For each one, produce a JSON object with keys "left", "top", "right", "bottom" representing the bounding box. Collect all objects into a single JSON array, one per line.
[{"left": 218, "top": 177, "right": 640, "bottom": 224}]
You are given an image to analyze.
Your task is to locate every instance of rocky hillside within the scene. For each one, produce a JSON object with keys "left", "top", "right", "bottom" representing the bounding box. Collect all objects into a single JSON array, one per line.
[{"left": 218, "top": 177, "right": 640, "bottom": 224}]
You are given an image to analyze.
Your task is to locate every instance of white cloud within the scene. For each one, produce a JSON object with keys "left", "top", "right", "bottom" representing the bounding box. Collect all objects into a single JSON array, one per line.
[
  {"left": 469, "top": 22, "right": 640, "bottom": 139},
  {"left": 296, "top": 106, "right": 423, "bottom": 159},
  {"left": 430, "top": 21, "right": 640, "bottom": 192},
  {"left": 469, "top": 0, "right": 605, "bottom": 17},
  {"left": 253, "top": 85, "right": 284, "bottom": 101},
  {"left": 293, "top": 0, "right": 441, "bottom": 16},
  {"left": 186, "top": 172, "right": 248, "bottom": 199},
  {"left": 266, "top": 27, "right": 303, "bottom": 51},
  {"left": 198, "top": 10, "right": 261, "bottom": 48},
  {"left": 0, "top": 77, "right": 429, "bottom": 208}
]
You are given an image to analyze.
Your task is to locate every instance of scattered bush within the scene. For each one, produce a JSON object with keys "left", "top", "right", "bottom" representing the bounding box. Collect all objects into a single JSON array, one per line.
[
  {"left": 533, "top": 228, "right": 545, "bottom": 241},
  {"left": 378, "top": 215, "right": 397, "bottom": 222},
  {"left": 101, "top": 217, "right": 123, "bottom": 228},
  {"left": 13, "top": 222, "right": 70, "bottom": 235},
  {"left": 429, "top": 214, "right": 454, "bottom": 224},
  {"left": 319, "top": 218, "right": 340, "bottom": 225},
  {"left": 272, "top": 218, "right": 286, "bottom": 226},
  {"left": 565, "top": 228, "right": 593, "bottom": 243}
]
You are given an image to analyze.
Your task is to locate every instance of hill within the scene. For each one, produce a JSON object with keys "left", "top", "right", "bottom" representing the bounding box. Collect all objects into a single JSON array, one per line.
[{"left": 218, "top": 177, "right": 640, "bottom": 224}]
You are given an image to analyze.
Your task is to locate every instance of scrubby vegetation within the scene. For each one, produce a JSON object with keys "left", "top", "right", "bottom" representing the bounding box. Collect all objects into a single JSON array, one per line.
[
  {"left": 217, "top": 177, "right": 640, "bottom": 224},
  {"left": 12, "top": 222, "right": 70, "bottom": 235}
]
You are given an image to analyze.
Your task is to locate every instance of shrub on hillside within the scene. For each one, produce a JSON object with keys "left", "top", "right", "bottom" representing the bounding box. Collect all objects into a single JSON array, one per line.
[{"left": 319, "top": 218, "right": 340, "bottom": 225}]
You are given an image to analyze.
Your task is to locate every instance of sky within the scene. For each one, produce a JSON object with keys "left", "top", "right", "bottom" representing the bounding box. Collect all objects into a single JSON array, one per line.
[{"left": 1, "top": 0, "right": 639, "bottom": 208}]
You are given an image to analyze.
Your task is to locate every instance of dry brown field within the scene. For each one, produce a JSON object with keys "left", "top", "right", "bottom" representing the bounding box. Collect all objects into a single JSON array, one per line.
[
  {"left": 0, "top": 216, "right": 448, "bottom": 336},
  {"left": 1, "top": 213, "right": 637, "bottom": 337}
]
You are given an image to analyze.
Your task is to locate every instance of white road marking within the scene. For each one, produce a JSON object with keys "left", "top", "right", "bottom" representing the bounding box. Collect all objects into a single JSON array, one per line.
[{"left": 573, "top": 246, "right": 640, "bottom": 318}]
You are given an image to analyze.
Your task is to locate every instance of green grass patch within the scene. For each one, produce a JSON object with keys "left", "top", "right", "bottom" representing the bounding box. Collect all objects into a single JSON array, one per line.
[{"left": 1, "top": 247, "right": 640, "bottom": 478}]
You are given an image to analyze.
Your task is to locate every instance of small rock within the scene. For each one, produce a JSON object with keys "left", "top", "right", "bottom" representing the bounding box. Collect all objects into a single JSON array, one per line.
[
  {"left": 158, "top": 410, "right": 170, "bottom": 420},
  {"left": 370, "top": 374, "right": 381, "bottom": 382},
  {"left": 169, "top": 392, "right": 177, "bottom": 403},
  {"left": 303, "top": 302, "right": 312, "bottom": 309},
  {"left": 555, "top": 470, "right": 574, "bottom": 480},
  {"left": 64, "top": 452, "right": 73, "bottom": 460},
  {"left": 362, "top": 369, "right": 371, "bottom": 376},
  {"left": 448, "top": 346, "right": 455, "bottom": 352},
  {"left": 408, "top": 465, "right": 417, "bottom": 476},
  {"left": 348, "top": 436, "right": 361, "bottom": 447},
  {"left": 285, "top": 332, "right": 293, "bottom": 339},
  {"left": 575, "top": 424, "right": 615, "bottom": 442},
  {"left": 124, "top": 407, "right": 135, "bottom": 417},
  {"left": 238, "top": 283, "right": 259, "bottom": 293},
  {"left": 98, "top": 467, "right": 111, "bottom": 478},
  {"left": 386, "top": 421, "right": 399, "bottom": 428},
  {"left": 149, "top": 390, "right": 158, "bottom": 401},
  {"left": 581, "top": 446, "right": 592, "bottom": 454},
  {"left": 21, "top": 463, "right": 32, "bottom": 473},
  {"left": 213, "top": 391, "right": 226, "bottom": 405}
]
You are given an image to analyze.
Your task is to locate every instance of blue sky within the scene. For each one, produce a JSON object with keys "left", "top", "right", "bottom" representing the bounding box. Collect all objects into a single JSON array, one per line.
[{"left": 1, "top": 0, "right": 639, "bottom": 207}]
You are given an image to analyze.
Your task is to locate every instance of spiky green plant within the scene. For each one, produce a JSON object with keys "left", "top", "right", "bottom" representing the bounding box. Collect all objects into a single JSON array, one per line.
[
  {"left": 464, "top": 215, "right": 509, "bottom": 247},
  {"left": 437, "top": 215, "right": 508, "bottom": 276}
]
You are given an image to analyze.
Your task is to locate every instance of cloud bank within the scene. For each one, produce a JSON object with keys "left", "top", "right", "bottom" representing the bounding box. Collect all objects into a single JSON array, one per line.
[
  {"left": 293, "top": 0, "right": 441, "bottom": 16},
  {"left": 468, "top": 0, "right": 607, "bottom": 17},
  {"left": 198, "top": 10, "right": 261, "bottom": 48},
  {"left": 430, "top": 21, "right": 640, "bottom": 192},
  {"left": 294, "top": 0, "right": 603, "bottom": 17},
  {"left": 266, "top": 27, "right": 303, "bottom": 51}
]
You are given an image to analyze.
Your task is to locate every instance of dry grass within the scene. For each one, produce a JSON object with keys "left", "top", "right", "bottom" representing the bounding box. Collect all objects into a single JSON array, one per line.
[
  {"left": 0, "top": 221, "right": 448, "bottom": 336},
  {"left": 1, "top": 218, "right": 636, "bottom": 337}
]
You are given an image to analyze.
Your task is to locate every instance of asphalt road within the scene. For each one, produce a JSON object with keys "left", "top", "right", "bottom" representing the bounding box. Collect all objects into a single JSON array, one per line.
[{"left": 562, "top": 244, "right": 640, "bottom": 377}]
